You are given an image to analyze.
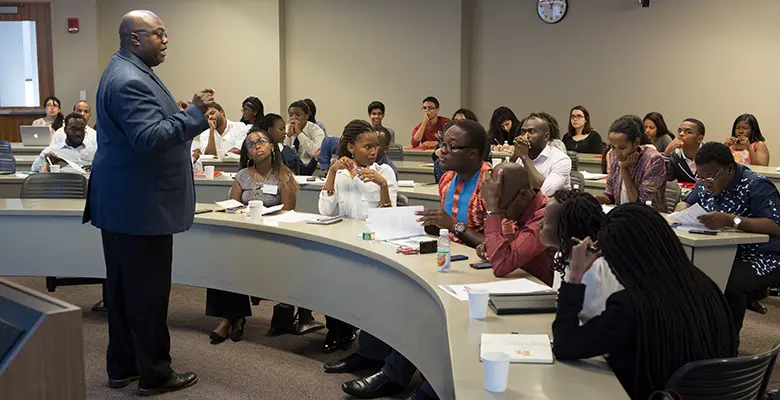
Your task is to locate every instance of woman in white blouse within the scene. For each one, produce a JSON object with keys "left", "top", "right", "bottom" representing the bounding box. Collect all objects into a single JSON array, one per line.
[
  {"left": 539, "top": 189, "right": 623, "bottom": 322},
  {"left": 319, "top": 119, "right": 398, "bottom": 220},
  {"left": 317, "top": 119, "right": 397, "bottom": 353}
]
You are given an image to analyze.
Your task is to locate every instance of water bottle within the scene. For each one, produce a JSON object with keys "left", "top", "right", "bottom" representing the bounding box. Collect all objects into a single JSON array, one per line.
[
  {"left": 437, "top": 229, "right": 451, "bottom": 272},
  {"left": 193, "top": 158, "right": 203, "bottom": 173},
  {"left": 502, "top": 140, "right": 510, "bottom": 153},
  {"left": 362, "top": 218, "right": 375, "bottom": 241}
]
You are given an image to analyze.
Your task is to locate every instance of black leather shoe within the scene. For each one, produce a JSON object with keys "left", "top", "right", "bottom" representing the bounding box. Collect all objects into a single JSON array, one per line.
[
  {"left": 292, "top": 308, "right": 325, "bottom": 335},
  {"left": 137, "top": 372, "right": 198, "bottom": 396},
  {"left": 339, "top": 328, "right": 357, "bottom": 350},
  {"left": 341, "top": 370, "right": 405, "bottom": 399},
  {"left": 209, "top": 329, "right": 229, "bottom": 345},
  {"left": 91, "top": 300, "right": 108, "bottom": 313},
  {"left": 108, "top": 375, "right": 139, "bottom": 388},
  {"left": 267, "top": 303, "right": 296, "bottom": 336},
  {"left": 403, "top": 388, "right": 438, "bottom": 400},
  {"left": 324, "top": 353, "right": 384, "bottom": 374},
  {"left": 230, "top": 317, "right": 247, "bottom": 342},
  {"left": 323, "top": 328, "right": 340, "bottom": 353}
]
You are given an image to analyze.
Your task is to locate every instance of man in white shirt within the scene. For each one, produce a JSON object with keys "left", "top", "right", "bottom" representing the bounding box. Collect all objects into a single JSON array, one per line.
[
  {"left": 49, "top": 101, "right": 97, "bottom": 150},
  {"left": 192, "top": 103, "right": 248, "bottom": 159},
  {"left": 285, "top": 100, "right": 325, "bottom": 165},
  {"left": 33, "top": 113, "right": 95, "bottom": 173},
  {"left": 511, "top": 112, "right": 572, "bottom": 196}
]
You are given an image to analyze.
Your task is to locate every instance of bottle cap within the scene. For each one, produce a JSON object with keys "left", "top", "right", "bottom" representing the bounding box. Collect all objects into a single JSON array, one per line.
[{"left": 439, "top": 229, "right": 449, "bottom": 236}]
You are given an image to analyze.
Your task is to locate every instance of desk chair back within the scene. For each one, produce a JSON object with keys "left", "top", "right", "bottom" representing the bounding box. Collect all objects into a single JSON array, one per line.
[
  {"left": 566, "top": 150, "right": 579, "bottom": 170},
  {"left": 663, "top": 341, "right": 780, "bottom": 400},
  {"left": 665, "top": 181, "right": 682, "bottom": 213},
  {"left": 386, "top": 144, "right": 404, "bottom": 161},
  {"left": 570, "top": 170, "right": 584, "bottom": 192},
  {"left": 20, "top": 173, "right": 88, "bottom": 199},
  {"left": 0, "top": 141, "right": 15, "bottom": 174}
]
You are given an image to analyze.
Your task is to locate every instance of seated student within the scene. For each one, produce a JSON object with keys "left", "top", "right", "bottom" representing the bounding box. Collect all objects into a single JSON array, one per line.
[
  {"left": 303, "top": 98, "right": 327, "bottom": 135},
  {"left": 284, "top": 100, "right": 325, "bottom": 166},
  {"left": 477, "top": 162, "right": 555, "bottom": 283},
  {"left": 562, "top": 105, "right": 603, "bottom": 154},
  {"left": 319, "top": 120, "right": 397, "bottom": 352},
  {"left": 553, "top": 203, "right": 737, "bottom": 399},
  {"left": 331, "top": 120, "right": 491, "bottom": 400},
  {"left": 411, "top": 96, "right": 451, "bottom": 148},
  {"left": 596, "top": 115, "right": 666, "bottom": 212},
  {"left": 452, "top": 108, "right": 479, "bottom": 122},
  {"left": 317, "top": 136, "right": 341, "bottom": 172},
  {"left": 674, "top": 142, "right": 780, "bottom": 340},
  {"left": 205, "top": 128, "right": 299, "bottom": 344},
  {"left": 664, "top": 118, "right": 705, "bottom": 183},
  {"left": 368, "top": 101, "right": 396, "bottom": 143},
  {"left": 250, "top": 113, "right": 317, "bottom": 175},
  {"left": 374, "top": 126, "right": 398, "bottom": 179},
  {"left": 32, "top": 113, "right": 95, "bottom": 173},
  {"left": 488, "top": 106, "right": 520, "bottom": 150},
  {"left": 50, "top": 101, "right": 97, "bottom": 149},
  {"left": 33, "top": 96, "right": 64, "bottom": 135},
  {"left": 643, "top": 112, "right": 675, "bottom": 154},
  {"left": 192, "top": 103, "right": 249, "bottom": 159},
  {"left": 509, "top": 112, "right": 572, "bottom": 196},
  {"left": 540, "top": 190, "right": 623, "bottom": 322},
  {"left": 320, "top": 128, "right": 398, "bottom": 178},
  {"left": 727, "top": 113, "right": 770, "bottom": 166},
  {"left": 239, "top": 96, "right": 264, "bottom": 126}
]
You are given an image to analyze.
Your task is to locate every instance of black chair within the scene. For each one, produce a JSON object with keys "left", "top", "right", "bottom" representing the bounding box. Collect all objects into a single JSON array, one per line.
[
  {"left": 570, "top": 170, "right": 584, "bottom": 192},
  {"left": 20, "top": 174, "right": 104, "bottom": 309},
  {"left": 0, "top": 140, "right": 15, "bottom": 174},
  {"left": 386, "top": 143, "right": 404, "bottom": 161},
  {"left": 663, "top": 341, "right": 780, "bottom": 400},
  {"left": 566, "top": 150, "right": 579, "bottom": 171}
]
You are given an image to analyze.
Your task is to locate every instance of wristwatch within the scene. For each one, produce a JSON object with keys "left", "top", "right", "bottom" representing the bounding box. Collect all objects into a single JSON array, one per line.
[
  {"left": 453, "top": 222, "right": 467, "bottom": 237},
  {"left": 732, "top": 216, "right": 742, "bottom": 229}
]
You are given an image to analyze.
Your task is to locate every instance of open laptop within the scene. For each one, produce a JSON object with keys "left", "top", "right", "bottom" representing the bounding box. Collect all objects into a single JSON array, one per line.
[{"left": 19, "top": 126, "right": 51, "bottom": 146}]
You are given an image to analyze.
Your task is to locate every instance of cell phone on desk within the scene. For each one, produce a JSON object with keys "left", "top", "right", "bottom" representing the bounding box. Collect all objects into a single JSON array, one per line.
[
  {"left": 306, "top": 216, "right": 343, "bottom": 225},
  {"left": 689, "top": 229, "right": 718, "bottom": 236},
  {"left": 470, "top": 261, "right": 492, "bottom": 269},
  {"left": 451, "top": 254, "right": 468, "bottom": 262}
]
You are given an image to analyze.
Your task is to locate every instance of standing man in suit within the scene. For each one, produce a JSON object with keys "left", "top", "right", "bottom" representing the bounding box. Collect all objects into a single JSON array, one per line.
[{"left": 84, "top": 10, "right": 214, "bottom": 396}]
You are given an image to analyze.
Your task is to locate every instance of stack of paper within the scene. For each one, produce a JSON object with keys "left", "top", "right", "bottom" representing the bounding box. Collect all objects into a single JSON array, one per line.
[
  {"left": 397, "top": 180, "right": 415, "bottom": 187},
  {"left": 480, "top": 334, "right": 553, "bottom": 364},
  {"left": 367, "top": 206, "right": 426, "bottom": 240},
  {"left": 667, "top": 203, "right": 715, "bottom": 231},
  {"left": 439, "top": 279, "right": 554, "bottom": 302},
  {"left": 581, "top": 171, "right": 608, "bottom": 180},
  {"left": 215, "top": 199, "right": 244, "bottom": 211}
]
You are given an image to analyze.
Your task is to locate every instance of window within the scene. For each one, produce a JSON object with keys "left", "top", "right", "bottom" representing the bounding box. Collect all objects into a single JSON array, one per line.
[{"left": 0, "top": 21, "right": 39, "bottom": 107}]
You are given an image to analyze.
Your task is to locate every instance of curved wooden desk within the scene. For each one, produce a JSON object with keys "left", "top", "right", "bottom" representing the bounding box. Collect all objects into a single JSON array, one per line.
[{"left": 0, "top": 199, "right": 628, "bottom": 399}]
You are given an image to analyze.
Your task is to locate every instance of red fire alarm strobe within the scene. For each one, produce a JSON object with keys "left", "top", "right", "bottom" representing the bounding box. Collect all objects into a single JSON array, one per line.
[{"left": 68, "top": 18, "right": 79, "bottom": 34}]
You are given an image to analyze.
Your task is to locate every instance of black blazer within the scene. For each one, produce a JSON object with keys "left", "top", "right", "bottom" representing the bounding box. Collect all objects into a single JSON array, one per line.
[{"left": 666, "top": 151, "right": 697, "bottom": 183}]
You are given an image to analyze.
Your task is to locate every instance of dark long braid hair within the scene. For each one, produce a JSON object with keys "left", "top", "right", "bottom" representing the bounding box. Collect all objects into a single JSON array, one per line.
[
  {"left": 337, "top": 120, "right": 374, "bottom": 159},
  {"left": 597, "top": 203, "right": 737, "bottom": 397},
  {"left": 550, "top": 190, "right": 605, "bottom": 280},
  {"left": 239, "top": 127, "right": 299, "bottom": 198},
  {"left": 522, "top": 111, "right": 562, "bottom": 141}
]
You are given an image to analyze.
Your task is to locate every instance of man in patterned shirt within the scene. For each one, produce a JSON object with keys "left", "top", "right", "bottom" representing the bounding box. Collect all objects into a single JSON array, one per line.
[{"left": 675, "top": 142, "right": 780, "bottom": 341}]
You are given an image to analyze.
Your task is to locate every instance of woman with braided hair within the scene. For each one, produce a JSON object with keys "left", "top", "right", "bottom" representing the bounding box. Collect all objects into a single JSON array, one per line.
[
  {"left": 552, "top": 203, "right": 737, "bottom": 399},
  {"left": 539, "top": 189, "right": 622, "bottom": 322}
]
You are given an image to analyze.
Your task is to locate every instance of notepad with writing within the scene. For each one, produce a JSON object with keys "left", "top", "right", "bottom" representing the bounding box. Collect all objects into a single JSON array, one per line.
[{"left": 480, "top": 334, "right": 553, "bottom": 364}]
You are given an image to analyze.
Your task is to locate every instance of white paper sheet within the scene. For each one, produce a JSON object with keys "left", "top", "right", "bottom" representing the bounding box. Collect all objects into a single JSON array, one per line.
[
  {"left": 667, "top": 203, "right": 708, "bottom": 229},
  {"left": 581, "top": 171, "right": 608, "bottom": 180},
  {"left": 215, "top": 199, "right": 244, "bottom": 210},
  {"left": 367, "top": 206, "right": 425, "bottom": 241},
  {"left": 262, "top": 211, "right": 318, "bottom": 223},
  {"left": 439, "top": 279, "right": 555, "bottom": 302},
  {"left": 601, "top": 204, "right": 615, "bottom": 214},
  {"left": 480, "top": 334, "right": 553, "bottom": 364},
  {"left": 261, "top": 204, "right": 284, "bottom": 215},
  {"left": 294, "top": 175, "right": 325, "bottom": 185},
  {"left": 397, "top": 180, "right": 415, "bottom": 187}
]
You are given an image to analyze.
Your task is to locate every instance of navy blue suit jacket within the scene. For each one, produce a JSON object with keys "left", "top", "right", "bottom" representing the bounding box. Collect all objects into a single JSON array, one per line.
[{"left": 84, "top": 48, "right": 209, "bottom": 235}]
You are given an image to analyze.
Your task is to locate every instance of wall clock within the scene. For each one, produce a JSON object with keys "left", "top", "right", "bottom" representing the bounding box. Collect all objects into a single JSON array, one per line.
[{"left": 537, "top": 0, "right": 568, "bottom": 24}]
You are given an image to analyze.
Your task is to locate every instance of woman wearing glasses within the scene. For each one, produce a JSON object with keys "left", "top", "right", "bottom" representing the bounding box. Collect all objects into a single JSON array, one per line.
[
  {"left": 204, "top": 127, "right": 300, "bottom": 344},
  {"left": 562, "top": 105, "right": 603, "bottom": 154},
  {"left": 674, "top": 142, "right": 780, "bottom": 345},
  {"left": 32, "top": 96, "right": 65, "bottom": 135}
]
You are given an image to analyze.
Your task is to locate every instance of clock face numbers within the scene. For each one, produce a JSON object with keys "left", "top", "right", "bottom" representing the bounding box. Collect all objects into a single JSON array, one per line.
[{"left": 537, "top": 0, "right": 568, "bottom": 24}]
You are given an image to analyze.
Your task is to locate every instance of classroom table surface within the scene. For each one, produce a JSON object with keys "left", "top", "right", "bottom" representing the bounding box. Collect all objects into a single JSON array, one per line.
[
  {"left": 9, "top": 143, "right": 47, "bottom": 156},
  {"left": 0, "top": 198, "right": 629, "bottom": 400}
]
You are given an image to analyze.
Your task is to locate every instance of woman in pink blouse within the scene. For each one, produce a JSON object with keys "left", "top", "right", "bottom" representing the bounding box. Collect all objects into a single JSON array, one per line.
[
  {"left": 596, "top": 115, "right": 666, "bottom": 212},
  {"left": 32, "top": 96, "right": 64, "bottom": 135}
]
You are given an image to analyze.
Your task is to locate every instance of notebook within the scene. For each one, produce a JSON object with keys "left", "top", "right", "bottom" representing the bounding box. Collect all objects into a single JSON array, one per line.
[{"left": 480, "top": 333, "right": 553, "bottom": 364}]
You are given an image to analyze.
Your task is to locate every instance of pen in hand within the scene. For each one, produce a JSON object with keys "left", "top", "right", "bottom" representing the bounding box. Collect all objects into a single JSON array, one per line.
[{"left": 571, "top": 237, "right": 599, "bottom": 253}]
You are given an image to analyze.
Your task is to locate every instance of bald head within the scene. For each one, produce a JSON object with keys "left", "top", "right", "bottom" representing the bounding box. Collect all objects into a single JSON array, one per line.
[
  {"left": 118, "top": 10, "right": 167, "bottom": 67},
  {"left": 493, "top": 162, "right": 531, "bottom": 192}
]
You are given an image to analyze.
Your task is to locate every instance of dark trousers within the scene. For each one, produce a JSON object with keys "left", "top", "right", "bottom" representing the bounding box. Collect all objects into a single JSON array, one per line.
[
  {"left": 325, "top": 316, "right": 355, "bottom": 336},
  {"left": 205, "top": 289, "right": 251, "bottom": 320},
  {"left": 356, "top": 332, "right": 437, "bottom": 398},
  {"left": 101, "top": 230, "right": 174, "bottom": 388},
  {"left": 725, "top": 259, "right": 780, "bottom": 337}
]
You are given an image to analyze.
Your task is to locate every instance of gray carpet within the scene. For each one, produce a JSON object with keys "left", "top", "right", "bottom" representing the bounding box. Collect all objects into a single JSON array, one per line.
[{"left": 7, "top": 277, "right": 780, "bottom": 399}]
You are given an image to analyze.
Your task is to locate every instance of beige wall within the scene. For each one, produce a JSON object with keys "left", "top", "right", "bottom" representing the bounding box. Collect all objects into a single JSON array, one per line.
[
  {"left": 95, "top": 0, "right": 283, "bottom": 122},
  {"left": 470, "top": 0, "right": 780, "bottom": 146},
  {"left": 284, "top": 0, "right": 464, "bottom": 143}
]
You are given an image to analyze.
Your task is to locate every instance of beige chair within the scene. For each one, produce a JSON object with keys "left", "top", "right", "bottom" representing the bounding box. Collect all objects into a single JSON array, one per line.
[{"left": 665, "top": 181, "right": 682, "bottom": 213}]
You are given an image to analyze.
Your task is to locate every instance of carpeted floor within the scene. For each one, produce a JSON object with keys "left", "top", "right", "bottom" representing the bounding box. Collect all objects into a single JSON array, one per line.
[{"left": 7, "top": 277, "right": 780, "bottom": 399}]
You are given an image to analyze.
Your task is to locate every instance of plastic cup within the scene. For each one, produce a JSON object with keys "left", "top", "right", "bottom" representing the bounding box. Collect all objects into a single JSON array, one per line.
[
  {"left": 468, "top": 288, "right": 490, "bottom": 320},
  {"left": 204, "top": 165, "right": 215, "bottom": 179},
  {"left": 483, "top": 352, "right": 510, "bottom": 393},
  {"left": 248, "top": 200, "right": 264, "bottom": 223},
  {"left": 49, "top": 165, "right": 61, "bottom": 173}
]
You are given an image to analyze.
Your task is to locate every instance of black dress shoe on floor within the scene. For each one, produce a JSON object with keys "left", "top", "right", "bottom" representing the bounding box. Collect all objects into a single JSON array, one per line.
[
  {"left": 229, "top": 317, "right": 247, "bottom": 342},
  {"left": 209, "top": 330, "right": 229, "bottom": 345},
  {"left": 341, "top": 370, "right": 405, "bottom": 399},
  {"left": 108, "top": 375, "right": 139, "bottom": 388},
  {"left": 137, "top": 372, "right": 198, "bottom": 396},
  {"left": 324, "top": 352, "right": 384, "bottom": 374},
  {"left": 339, "top": 329, "right": 357, "bottom": 350},
  {"left": 292, "top": 308, "right": 325, "bottom": 335},
  {"left": 402, "top": 388, "right": 438, "bottom": 400},
  {"left": 91, "top": 300, "right": 108, "bottom": 313},
  {"left": 323, "top": 328, "right": 340, "bottom": 353}
]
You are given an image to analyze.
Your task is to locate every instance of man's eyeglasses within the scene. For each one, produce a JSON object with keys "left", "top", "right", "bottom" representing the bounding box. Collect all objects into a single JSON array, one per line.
[
  {"left": 695, "top": 167, "right": 723, "bottom": 184},
  {"left": 570, "top": 115, "right": 585, "bottom": 120},
  {"left": 133, "top": 30, "right": 168, "bottom": 40},
  {"left": 440, "top": 142, "right": 474, "bottom": 153}
]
